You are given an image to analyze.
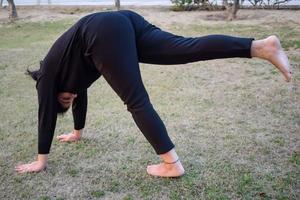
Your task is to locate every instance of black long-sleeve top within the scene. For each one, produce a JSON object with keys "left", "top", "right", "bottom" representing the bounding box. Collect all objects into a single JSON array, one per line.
[
  {"left": 72, "top": 89, "right": 88, "bottom": 131},
  {"left": 36, "top": 14, "right": 102, "bottom": 154}
]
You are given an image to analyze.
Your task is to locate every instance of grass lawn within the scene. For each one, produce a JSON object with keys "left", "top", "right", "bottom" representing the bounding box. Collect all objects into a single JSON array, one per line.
[{"left": 0, "top": 7, "right": 299, "bottom": 200}]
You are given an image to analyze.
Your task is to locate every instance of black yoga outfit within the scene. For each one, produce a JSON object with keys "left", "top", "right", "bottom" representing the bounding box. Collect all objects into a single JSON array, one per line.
[{"left": 36, "top": 10, "right": 254, "bottom": 155}]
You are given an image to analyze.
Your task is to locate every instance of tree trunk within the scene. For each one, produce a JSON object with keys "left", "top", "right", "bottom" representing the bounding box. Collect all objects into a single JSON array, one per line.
[
  {"left": 7, "top": 0, "right": 18, "bottom": 20},
  {"left": 223, "top": 0, "right": 239, "bottom": 21},
  {"left": 223, "top": 0, "right": 228, "bottom": 7},
  {"left": 231, "top": 0, "right": 239, "bottom": 19},
  {"left": 115, "top": 0, "right": 120, "bottom": 10},
  {"left": 1, "top": 0, "right": 4, "bottom": 8}
]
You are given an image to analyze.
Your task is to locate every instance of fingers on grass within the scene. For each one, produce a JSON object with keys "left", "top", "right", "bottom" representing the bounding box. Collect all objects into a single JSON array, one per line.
[{"left": 15, "top": 164, "right": 28, "bottom": 173}]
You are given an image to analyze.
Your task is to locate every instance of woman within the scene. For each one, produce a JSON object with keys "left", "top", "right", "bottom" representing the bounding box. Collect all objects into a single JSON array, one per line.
[{"left": 15, "top": 10, "right": 291, "bottom": 177}]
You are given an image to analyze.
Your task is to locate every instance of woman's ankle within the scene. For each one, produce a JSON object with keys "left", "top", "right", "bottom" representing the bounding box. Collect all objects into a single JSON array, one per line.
[
  {"left": 250, "top": 39, "right": 266, "bottom": 58},
  {"left": 73, "top": 129, "right": 83, "bottom": 139},
  {"left": 251, "top": 35, "right": 281, "bottom": 59},
  {"left": 159, "top": 148, "right": 179, "bottom": 163}
]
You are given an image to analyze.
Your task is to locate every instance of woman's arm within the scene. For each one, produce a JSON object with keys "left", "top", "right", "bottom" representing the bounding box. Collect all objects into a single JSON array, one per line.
[
  {"left": 72, "top": 89, "right": 88, "bottom": 132},
  {"left": 37, "top": 74, "right": 58, "bottom": 154},
  {"left": 15, "top": 72, "right": 58, "bottom": 173},
  {"left": 56, "top": 90, "right": 88, "bottom": 142}
]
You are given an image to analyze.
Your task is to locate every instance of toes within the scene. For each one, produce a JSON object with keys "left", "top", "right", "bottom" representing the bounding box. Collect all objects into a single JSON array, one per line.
[
  {"left": 57, "top": 135, "right": 69, "bottom": 142},
  {"left": 56, "top": 135, "right": 65, "bottom": 139},
  {"left": 146, "top": 165, "right": 152, "bottom": 174},
  {"left": 15, "top": 165, "right": 27, "bottom": 173},
  {"left": 285, "top": 72, "right": 292, "bottom": 82}
]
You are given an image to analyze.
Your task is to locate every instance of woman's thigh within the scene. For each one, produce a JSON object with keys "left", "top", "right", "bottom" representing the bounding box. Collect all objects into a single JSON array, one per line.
[{"left": 89, "top": 12, "right": 150, "bottom": 110}]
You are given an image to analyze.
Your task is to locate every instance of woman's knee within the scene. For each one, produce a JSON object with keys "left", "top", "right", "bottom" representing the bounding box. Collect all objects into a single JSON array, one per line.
[{"left": 125, "top": 91, "right": 152, "bottom": 113}]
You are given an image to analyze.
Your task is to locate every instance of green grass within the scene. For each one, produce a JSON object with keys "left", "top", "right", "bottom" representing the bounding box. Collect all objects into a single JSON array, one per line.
[
  {"left": 289, "top": 152, "right": 300, "bottom": 166},
  {"left": 0, "top": 8, "right": 299, "bottom": 200},
  {"left": 91, "top": 190, "right": 105, "bottom": 198},
  {"left": 0, "top": 20, "right": 75, "bottom": 49}
]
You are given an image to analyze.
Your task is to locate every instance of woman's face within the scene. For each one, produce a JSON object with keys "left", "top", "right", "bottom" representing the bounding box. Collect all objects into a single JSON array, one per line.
[{"left": 57, "top": 92, "right": 77, "bottom": 109}]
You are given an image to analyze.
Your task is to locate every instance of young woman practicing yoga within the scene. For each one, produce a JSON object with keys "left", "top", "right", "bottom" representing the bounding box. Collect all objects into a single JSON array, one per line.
[{"left": 15, "top": 10, "right": 292, "bottom": 177}]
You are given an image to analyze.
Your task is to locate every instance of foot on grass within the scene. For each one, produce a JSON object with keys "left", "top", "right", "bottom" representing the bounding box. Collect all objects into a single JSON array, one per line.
[
  {"left": 146, "top": 160, "right": 185, "bottom": 177},
  {"left": 56, "top": 132, "right": 81, "bottom": 142}
]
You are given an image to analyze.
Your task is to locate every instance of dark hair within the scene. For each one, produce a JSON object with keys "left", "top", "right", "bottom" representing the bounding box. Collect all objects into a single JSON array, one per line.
[
  {"left": 26, "top": 60, "right": 43, "bottom": 81},
  {"left": 56, "top": 101, "right": 71, "bottom": 115},
  {"left": 26, "top": 61, "right": 70, "bottom": 115},
  {"left": 26, "top": 68, "right": 40, "bottom": 81}
]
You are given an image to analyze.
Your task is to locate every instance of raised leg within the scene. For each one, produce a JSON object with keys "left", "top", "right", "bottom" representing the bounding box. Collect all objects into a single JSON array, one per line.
[
  {"left": 137, "top": 33, "right": 254, "bottom": 64},
  {"left": 135, "top": 23, "right": 291, "bottom": 82}
]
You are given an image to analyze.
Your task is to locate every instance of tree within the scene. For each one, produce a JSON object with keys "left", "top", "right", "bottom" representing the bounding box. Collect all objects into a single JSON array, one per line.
[
  {"left": 171, "top": 0, "right": 200, "bottom": 10},
  {"left": 7, "top": 0, "right": 18, "bottom": 20},
  {"left": 247, "top": 0, "right": 264, "bottom": 6},
  {"left": 37, "top": 0, "right": 52, "bottom": 5},
  {"left": 223, "top": 0, "right": 240, "bottom": 20},
  {"left": 248, "top": 0, "right": 291, "bottom": 7},
  {"left": 115, "top": 0, "right": 120, "bottom": 10}
]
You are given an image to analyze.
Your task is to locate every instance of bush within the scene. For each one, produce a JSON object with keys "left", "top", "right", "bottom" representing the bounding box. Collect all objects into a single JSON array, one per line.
[
  {"left": 171, "top": 0, "right": 293, "bottom": 11},
  {"left": 170, "top": 0, "right": 201, "bottom": 10}
]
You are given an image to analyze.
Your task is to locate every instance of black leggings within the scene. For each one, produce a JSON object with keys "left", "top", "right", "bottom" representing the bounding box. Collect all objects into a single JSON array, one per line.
[{"left": 86, "top": 10, "right": 254, "bottom": 155}]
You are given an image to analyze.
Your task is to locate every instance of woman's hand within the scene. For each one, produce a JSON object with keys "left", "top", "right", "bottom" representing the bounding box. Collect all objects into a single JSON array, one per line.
[
  {"left": 56, "top": 129, "right": 82, "bottom": 142},
  {"left": 15, "top": 154, "right": 48, "bottom": 174}
]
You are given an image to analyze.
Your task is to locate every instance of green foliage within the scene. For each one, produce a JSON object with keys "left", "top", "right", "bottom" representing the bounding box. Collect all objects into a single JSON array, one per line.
[
  {"left": 91, "top": 190, "right": 105, "bottom": 198},
  {"left": 204, "top": 185, "right": 230, "bottom": 200},
  {"left": 67, "top": 168, "right": 79, "bottom": 177},
  {"left": 171, "top": 0, "right": 194, "bottom": 7},
  {"left": 171, "top": 0, "right": 203, "bottom": 10},
  {"left": 289, "top": 152, "right": 300, "bottom": 166},
  {"left": 39, "top": 197, "right": 51, "bottom": 200},
  {"left": 123, "top": 195, "right": 134, "bottom": 200}
]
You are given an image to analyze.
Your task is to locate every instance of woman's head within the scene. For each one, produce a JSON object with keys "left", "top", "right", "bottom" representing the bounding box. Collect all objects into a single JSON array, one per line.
[
  {"left": 27, "top": 66, "right": 77, "bottom": 115},
  {"left": 57, "top": 92, "right": 77, "bottom": 113}
]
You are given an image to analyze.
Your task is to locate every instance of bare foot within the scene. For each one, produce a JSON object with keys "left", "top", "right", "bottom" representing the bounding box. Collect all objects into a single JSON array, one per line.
[
  {"left": 57, "top": 131, "right": 81, "bottom": 142},
  {"left": 146, "top": 160, "right": 185, "bottom": 177},
  {"left": 15, "top": 161, "right": 46, "bottom": 174},
  {"left": 259, "top": 35, "right": 292, "bottom": 82}
]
